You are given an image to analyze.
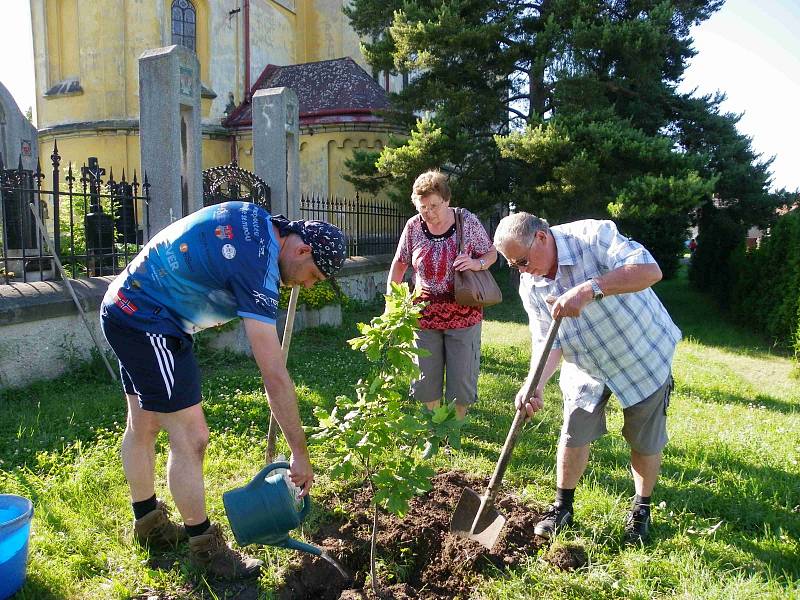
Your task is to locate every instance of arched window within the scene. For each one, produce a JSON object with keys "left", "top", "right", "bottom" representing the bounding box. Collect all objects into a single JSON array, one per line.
[{"left": 171, "top": 0, "right": 196, "bottom": 51}]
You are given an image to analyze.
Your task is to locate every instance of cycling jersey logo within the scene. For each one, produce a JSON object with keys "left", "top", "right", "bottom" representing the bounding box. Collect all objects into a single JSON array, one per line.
[
  {"left": 215, "top": 225, "right": 234, "bottom": 240},
  {"left": 165, "top": 245, "right": 179, "bottom": 270},
  {"left": 114, "top": 290, "right": 138, "bottom": 315},
  {"left": 222, "top": 244, "right": 236, "bottom": 259},
  {"left": 252, "top": 289, "right": 278, "bottom": 311},
  {"left": 180, "top": 243, "right": 189, "bottom": 252},
  {"left": 252, "top": 290, "right": 269, "bottom": 308}
]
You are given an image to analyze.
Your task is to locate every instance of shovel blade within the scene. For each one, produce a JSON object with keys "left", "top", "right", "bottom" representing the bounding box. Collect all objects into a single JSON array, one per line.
[{"left": 449, "top": 487, "right": 506, "bottom": 550}]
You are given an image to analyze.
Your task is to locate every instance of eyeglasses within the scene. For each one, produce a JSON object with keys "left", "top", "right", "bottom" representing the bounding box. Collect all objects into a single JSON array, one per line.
[
  {"left": 506, "top": 237, "right": 535, "bottom": 270},
  {"left": 414, "top": 200, "right": 446, "bottom": 213}
]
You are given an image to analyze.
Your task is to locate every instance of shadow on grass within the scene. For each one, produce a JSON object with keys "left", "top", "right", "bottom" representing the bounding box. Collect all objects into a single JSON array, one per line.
[
  {"left": 13, "top": 576, "right": 64, "bottom": 600},
  {"left": 565, "top": 418, "right": 800, "bottom": 582}
]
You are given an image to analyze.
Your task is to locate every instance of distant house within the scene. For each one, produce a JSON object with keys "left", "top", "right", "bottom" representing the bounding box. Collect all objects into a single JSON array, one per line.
[{"left": 746, "top": 198, "right": 799, "bottom": 248}]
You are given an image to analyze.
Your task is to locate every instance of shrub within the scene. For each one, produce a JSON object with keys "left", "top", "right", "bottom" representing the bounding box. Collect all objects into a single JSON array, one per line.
[
  {"left": 617, "top": 212, "right": 688, "bottom": 280},
  {"left": 279, "top": 279, "right": 346, "bottom": 310},
  {"left": 689, "top": 205, "right": 747, "bottom": 309},
  {"left": 727, "top": 209, "right": 800, "bottom": 351}
]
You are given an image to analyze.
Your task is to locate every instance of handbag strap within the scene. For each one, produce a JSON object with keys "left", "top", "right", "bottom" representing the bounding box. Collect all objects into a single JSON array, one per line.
[{"left": 454, "top": 207, "right": 465, "bottom": 254}]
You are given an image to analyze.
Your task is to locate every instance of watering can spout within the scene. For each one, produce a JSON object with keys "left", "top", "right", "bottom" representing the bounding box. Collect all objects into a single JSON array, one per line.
[{"left": 277, "top": 536, "right": 323, "bottom": 556}]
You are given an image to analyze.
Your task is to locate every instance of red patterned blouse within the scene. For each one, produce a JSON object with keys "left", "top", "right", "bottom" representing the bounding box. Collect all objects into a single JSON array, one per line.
[{"left": 395, "top": 209, "right": 493, "bottom": 330}]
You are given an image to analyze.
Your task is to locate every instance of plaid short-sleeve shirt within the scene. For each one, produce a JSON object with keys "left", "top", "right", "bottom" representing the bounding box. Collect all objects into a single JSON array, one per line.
[{"left": 520, "top": 219, "right": 681, "bottom": 410}]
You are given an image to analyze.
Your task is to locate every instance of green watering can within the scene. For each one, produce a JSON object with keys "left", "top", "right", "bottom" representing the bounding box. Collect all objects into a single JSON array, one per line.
[{"left": 223, "top": 461, "right": 320, "bottom": 555}]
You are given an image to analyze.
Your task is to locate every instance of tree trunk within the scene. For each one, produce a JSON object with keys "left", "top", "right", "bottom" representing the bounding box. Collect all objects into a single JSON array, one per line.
[{"left": 370, "top": 484, "right": 381, "bottom": 597}]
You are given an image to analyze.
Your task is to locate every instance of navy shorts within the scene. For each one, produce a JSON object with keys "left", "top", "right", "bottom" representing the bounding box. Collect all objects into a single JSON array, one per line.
[{"left": 101, "top": 316, "right": 202, "bottom": 413}]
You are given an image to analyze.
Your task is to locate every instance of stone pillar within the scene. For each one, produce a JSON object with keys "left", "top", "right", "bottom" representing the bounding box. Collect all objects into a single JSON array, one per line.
[
  {"left": 252, "top": 87, "right": 300, "bottom": 219},
  {"left": 138, "top": 45, "right": 202, "bottom": 239}
]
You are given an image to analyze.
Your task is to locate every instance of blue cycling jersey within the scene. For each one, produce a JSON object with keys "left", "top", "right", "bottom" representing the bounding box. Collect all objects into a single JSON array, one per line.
[{"left": 102, "top": 201, "right": 281, "bottom": 336}]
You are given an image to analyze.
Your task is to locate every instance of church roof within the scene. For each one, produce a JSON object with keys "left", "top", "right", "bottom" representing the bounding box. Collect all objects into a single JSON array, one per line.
[{"left": 223, "top": 57, "right": 391, "bottom": 129}]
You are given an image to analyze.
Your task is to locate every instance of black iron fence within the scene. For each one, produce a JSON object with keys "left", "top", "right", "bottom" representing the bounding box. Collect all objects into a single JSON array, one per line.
[
  {"left": 0, "top": 142, "right": 150, "bottom": 284},
  {"left": 1, "top": 144, "right": 503, "bottom": 284},
  {"left": 300, "top": 194, "right": 412, "bottom": 257},
  {"left": 203, "top": 160, "right": 271, "bottom": 210}
]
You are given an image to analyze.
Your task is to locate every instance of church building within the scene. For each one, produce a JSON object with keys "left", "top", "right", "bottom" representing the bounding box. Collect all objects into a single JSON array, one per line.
[{"left": 29, "top": 0, "right": 404, "bottom": 198}]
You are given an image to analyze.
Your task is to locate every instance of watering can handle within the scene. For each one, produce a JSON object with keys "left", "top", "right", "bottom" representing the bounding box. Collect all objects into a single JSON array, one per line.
[
  {"left": 246, "top": 461, "right": 290, "bottom": 491},
  {"left": 246, "top": 461, "right": 312, "bottom": 516}
]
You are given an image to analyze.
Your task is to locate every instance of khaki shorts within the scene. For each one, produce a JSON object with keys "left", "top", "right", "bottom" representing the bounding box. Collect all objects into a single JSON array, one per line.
[
  {"left": 560, "top": 375, "right": 673, "bottom": 455},
  {"left": 410, "top": 323, "right": 481, "bottom": 407}
]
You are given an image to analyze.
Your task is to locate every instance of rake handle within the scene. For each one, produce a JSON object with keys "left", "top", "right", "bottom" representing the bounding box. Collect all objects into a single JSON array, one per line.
[
  {"left": 266, "top": 284, "right": 300, "bottom": 464},
  {"left": 477, "top": 316, "right": 562, "bottom": 510}
]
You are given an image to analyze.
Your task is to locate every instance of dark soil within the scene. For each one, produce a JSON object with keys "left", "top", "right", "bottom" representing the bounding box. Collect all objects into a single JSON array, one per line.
[
  {"left": 132, "top": 470, "right": 587, "bottom": 599},
  {"left": 277, "top": 470, "right": 587, "bottom": 599}
]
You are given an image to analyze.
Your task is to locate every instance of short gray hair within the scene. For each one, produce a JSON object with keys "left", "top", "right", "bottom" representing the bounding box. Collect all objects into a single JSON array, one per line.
[{"left": 493, "top": 212, "right": 550, "bottom": 249}]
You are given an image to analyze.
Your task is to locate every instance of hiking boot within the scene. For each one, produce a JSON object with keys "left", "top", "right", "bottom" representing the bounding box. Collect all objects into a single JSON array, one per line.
[
  {"left": 624, "top": 505, "right": 651, "bottom": 544},
  {"left": 188, "top": 523, "right": 263, "bottom": 580},
  {"left": 133, "top": 500, "right": 188, "bottom": 549},
  {"left": 534, "top": 503, "right": 574, "bottom": 538}
]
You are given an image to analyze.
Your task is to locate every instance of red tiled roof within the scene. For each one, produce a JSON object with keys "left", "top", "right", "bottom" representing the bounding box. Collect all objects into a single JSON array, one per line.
[{"left": 223, "top": 57, "right": 391, "bottom": 129}]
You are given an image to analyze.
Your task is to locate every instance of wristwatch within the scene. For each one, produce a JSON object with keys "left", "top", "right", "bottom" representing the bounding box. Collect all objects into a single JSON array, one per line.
[
  {"left": 479, "top": 258, "right": 486, "bottom": 270},
  {"left": 590, "top": 278, "right": 604, "bottom": 301}
]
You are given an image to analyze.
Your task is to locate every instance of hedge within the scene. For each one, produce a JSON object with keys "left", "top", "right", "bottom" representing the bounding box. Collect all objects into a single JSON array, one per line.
[{"left": 693, "top": 207, "right": 800, "bottom": 354}]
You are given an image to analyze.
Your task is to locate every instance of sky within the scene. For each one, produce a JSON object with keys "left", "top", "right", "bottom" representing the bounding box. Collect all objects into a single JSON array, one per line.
[{"left": 0, "top": 0, "right": 798, "bottom": 192}]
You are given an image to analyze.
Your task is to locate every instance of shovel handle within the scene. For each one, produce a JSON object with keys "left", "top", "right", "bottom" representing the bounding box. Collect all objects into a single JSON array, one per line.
[
  {"left": 266, "top": 285, "right": 301, "bottom": 464},
  {"left": 482, "top": 317, "right": 562, "bottom": 504}
]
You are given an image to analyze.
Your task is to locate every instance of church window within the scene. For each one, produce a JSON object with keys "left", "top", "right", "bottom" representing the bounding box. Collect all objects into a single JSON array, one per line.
[{"left": 171, "top": 0, "right": 197, "bottom": 51}]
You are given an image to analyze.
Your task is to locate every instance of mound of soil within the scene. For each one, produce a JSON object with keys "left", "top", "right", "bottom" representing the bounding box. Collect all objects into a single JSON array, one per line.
[
  {"left": 131, "top": 471, "right": 587, "bottom": 599},
  {"left": 277, "top": 470, "right": 587, "bottom": 599}
]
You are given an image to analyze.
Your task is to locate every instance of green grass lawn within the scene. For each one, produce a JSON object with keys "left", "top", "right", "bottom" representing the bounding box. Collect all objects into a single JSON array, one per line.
[{"left": 1, "top": 268, "right": 798, "bottom": 599}]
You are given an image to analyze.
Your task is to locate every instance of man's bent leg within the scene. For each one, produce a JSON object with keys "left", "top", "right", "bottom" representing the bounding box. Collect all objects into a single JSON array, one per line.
[
  {"left": 123, "top": 394, "right": 188, "bottom": 549},
  {"left": 536, "top": 396, "right": 607, "bottom": 539},
  {"left": 557, "top": 442, "right": 591, "bottom": 490},
  {"left": 157, "top": 403, "right": 210, "bottom": 526},
  {"left": 630, "top": 449, "right": 661, "bottom": 497},
  {"left": 622, "top": 376, "right": 672, "bottom": 544},
  {"left": 535, "top": 443, "right": 591, "bottom": 538},
  {"left": 122, "top": 394, "right": 160, "bottom": 502}
]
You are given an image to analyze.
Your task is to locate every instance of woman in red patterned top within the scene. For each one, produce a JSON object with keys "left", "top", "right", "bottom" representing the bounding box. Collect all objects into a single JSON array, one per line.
[{"left": 388, "top": 170, "right": 497, "bottom": 420}]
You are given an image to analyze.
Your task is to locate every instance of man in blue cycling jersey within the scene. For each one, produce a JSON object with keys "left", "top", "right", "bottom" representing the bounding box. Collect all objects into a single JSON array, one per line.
[{"left": 100, "top": 201, "right": 346, "bottom": 579}]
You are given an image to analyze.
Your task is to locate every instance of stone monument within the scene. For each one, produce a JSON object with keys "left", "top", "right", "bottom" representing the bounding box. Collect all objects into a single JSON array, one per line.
[
  {"left": 0, "top": 81, "right": 44, "bottom": 278},
  {"left": 252, "top": 87, "right": 300, "bottom": 219},
  {"left": 138, "top": 45, "right": 202, "bottom": 239},
  {"left": 0, "top": 82, "right": 38, "bottom": 172}
]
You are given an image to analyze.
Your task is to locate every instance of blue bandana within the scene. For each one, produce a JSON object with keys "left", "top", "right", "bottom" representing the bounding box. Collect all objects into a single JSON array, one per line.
[{"left": 270, "top": 215, "right": 348, "bottom": 277}]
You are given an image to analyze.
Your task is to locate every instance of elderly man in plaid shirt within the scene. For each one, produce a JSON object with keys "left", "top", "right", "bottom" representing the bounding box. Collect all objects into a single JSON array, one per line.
[{"left": 493, "top": 213, "right": 681, "bottom": 544}]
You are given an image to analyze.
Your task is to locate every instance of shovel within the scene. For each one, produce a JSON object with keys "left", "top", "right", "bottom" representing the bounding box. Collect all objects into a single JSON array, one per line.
[{"left": 450, "top": 316, "right": 562, "bottom": 549}]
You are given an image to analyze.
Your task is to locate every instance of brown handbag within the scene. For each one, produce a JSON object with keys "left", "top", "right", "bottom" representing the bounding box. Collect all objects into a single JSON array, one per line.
[{"left": 453, "top": 208, "right": 502, "bottom": 307}]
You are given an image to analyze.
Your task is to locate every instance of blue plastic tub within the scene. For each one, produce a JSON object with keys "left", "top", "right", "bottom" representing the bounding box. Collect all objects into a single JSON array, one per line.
[{"left": 0, "top": 495, "right": 34, "bottom": 600}]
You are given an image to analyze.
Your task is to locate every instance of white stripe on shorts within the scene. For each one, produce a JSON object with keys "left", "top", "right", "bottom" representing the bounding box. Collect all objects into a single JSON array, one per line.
[{"left": 147, "top": 333, "right": 175, "bottom": 399}]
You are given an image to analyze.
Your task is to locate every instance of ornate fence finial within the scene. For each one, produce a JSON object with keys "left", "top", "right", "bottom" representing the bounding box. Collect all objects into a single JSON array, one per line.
[{"left": 51, "top": 140, "right": 61, "bottom": 170}]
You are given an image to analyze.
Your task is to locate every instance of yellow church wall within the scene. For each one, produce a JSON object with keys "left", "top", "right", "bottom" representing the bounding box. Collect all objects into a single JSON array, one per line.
[
  {"left": 302, "top": 1, "right": 368, "bottom": 70},
  {"left": 299, "top": 136, "right": 329, "bottom": 196},
  {"left": 223, "top": 128, "right": 392, "bottom": 202},
  {"left": 249, "top": 1, "right": 296, "bottom": 87},
  {"left": 203, "top": 137, "right": 234, "bottom": 170},
  {"left": 38, "top": 130, "right": 139, "bottom": 181},
  {"left": 38, "top": 131, "right": 233, "bottom": 188}
]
